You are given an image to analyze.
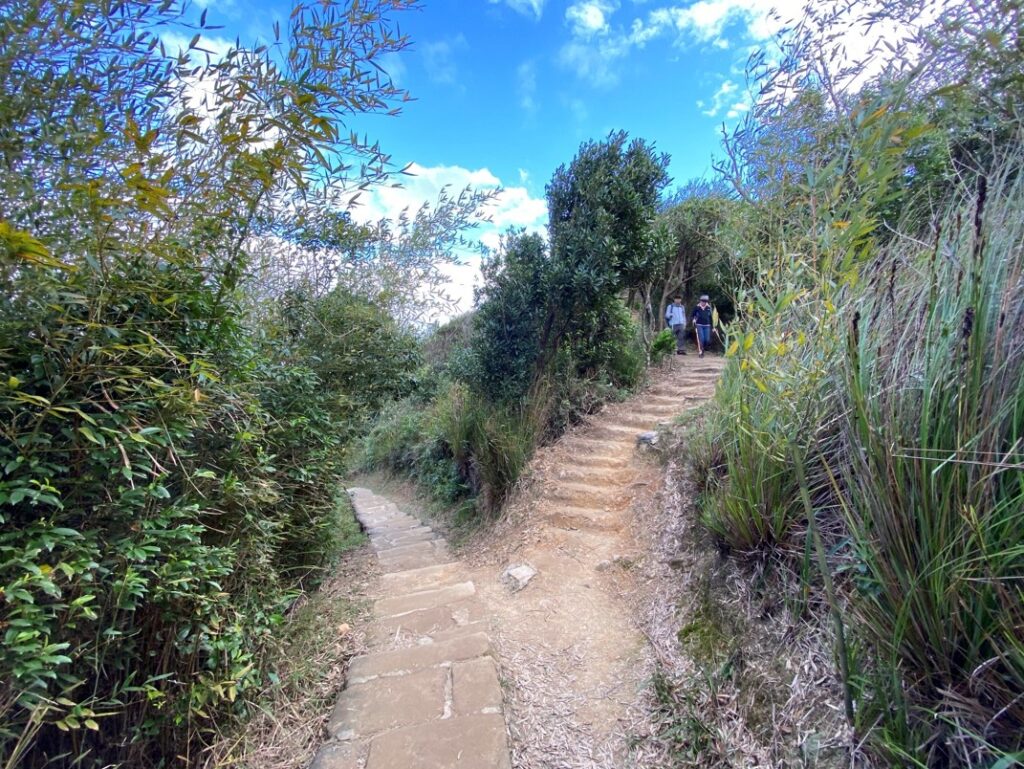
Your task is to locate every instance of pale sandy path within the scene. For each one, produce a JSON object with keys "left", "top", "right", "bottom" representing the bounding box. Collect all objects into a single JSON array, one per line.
[{"left": 462, "top": 354, "right": 725, "bottom": 769}]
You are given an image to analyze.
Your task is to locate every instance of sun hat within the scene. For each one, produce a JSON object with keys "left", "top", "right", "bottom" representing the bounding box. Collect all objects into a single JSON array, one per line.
[{"left": 700, "top": 294, "right": 709, "bottom": 301}]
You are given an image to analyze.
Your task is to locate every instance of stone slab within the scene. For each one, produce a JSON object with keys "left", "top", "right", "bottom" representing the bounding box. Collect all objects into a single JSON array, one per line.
[
  {"left": 366, "top": 520, "right": 424, "bottom": 537},
  {"left": 377, "top": 551, "right": 448, "bottom": 573},
  {"left": 376, "top": 582, "right": 477, "bottom": 618},
  {"left": 377, "top": 541, "right": 449, "bottom": 572},
  {"left": 371, "top": 528, "right": 435, "bottom": 550},
  {"left": 378, "top": 562, "right": 465, "bottom": 595},
  {"left": 371, "top": 600, "right": 488, "bottom": 645},
  {"left": 309, "top": 740, "right": 366, "bottom": 769},
  {"left": 453, "top": 656, "right": 503, "bottom": 716},
  {"left": 347, "top": 632, "right": 492, "bottom": 683},
  {"left": 377, "top": 540, "right": 446, "bottom": 559},
  {"left": 328, "top": 667, "right": 445, "bottom": 739},
  {"left": 365, "top": 713, "right": 511, "bottom": 769}
]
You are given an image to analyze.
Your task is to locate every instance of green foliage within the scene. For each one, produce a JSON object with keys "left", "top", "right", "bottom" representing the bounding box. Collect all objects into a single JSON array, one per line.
[
  {"left": 470, "top": 230, "right": 551, "bottom": 404},
  {"left": 688, "top": 1, "right": 1024, "bottom": 762},
  {"left": 655, "top": 184, "right": 739, "bottom": 323},
  {"left": 650, "top": 329, "right": 677, "bottom": 364},
  {"left": 837, "top": 173, "right": 1024, "bottom": 764},
  {"left": 0, "top": 246, "right": 355, "bottom": 766},
  {"left": 0, "top": 0, "right": 418, "bottom": 765},
  {"left": 287, "top": 287, "right": 421, "bottom": 434},
  {"left": 353, "top": 381, "right": 537, "bottom": 517},
  {"left": 541, "top": 130, "right": 670, "bottom": 371}
]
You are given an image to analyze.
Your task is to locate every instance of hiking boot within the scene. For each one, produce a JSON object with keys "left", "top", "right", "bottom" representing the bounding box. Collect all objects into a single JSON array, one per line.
[{"left": 676, "top": 350, "right": 686, "bottom": 355}]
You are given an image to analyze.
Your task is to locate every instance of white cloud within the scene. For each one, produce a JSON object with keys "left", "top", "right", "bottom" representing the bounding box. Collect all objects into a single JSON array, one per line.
[
  {"left": 160, "top": 31, "right": 284, "bottom": 149},
  {"left": 700, "top": 78, "right": 752, "bottom": 118},
  {"left": 161, "top": 30, "right": 235, "bottom": 62},
  {"left": 489, "top": 0, "right": 547, "bottom": 20},
  {"left": 377, "top": 51, "right": 407, "bottom": 88},
  {"left": 348, "top": 163, "right": 548, "bottom": 317},
  {"left": 422, "top": 34, "right": 468, "bottom": 86},
  {"left": 639, "top": 0, "right": 805, "bottom": 49},
  {"left": 566, "top": 0, "right": 619, "bottom": 37},
  {"left": 557, "top": 0, "right": 936, "bottom": 118},
  {"left": 517, "top": 60, "right": 539, "bottom": 113}
]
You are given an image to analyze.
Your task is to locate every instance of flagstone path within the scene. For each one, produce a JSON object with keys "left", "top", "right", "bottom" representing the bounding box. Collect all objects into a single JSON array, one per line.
[{"left": 310, "top": 488, "right": 509, "bottom": 769}]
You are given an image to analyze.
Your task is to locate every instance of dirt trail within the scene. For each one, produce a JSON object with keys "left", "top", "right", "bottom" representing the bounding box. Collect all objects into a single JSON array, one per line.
[{"left": 462, "top": 354, "right": 726, "bottom": 768}]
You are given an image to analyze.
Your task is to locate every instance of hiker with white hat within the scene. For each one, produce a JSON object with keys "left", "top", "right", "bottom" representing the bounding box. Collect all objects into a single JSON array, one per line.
[{"left": 691, "top": 294, "right": 713, "bottom": 358}]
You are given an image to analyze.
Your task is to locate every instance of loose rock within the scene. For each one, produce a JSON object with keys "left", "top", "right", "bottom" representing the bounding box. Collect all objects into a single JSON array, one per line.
[
  {"left": 501, "top": 563, "right": 538, "bottom": 592},
  {"left": 636, "top": 430, "right": 659, "bottom": 446}
]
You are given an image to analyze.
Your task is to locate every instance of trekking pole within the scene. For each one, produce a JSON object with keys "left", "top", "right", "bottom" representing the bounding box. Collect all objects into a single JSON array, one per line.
[{"left": 693, "top": 324, "right": 703, "bottom": 356}]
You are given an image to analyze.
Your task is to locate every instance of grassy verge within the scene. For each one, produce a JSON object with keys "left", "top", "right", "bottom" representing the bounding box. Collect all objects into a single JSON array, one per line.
[
  {"left": 686, "top": 161, "right": 1024, "bottom": 765},
  {"left": 199, "top": 494, "right": 374, "bottom": 769}
]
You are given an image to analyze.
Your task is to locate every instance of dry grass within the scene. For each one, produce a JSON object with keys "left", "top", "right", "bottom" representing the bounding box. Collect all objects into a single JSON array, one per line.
[
  {"left": 625, "top": 432, "right": 873, "bottom": 769},
  {"left": 197, "top": 544, "right": 379, "bottom": 769}
]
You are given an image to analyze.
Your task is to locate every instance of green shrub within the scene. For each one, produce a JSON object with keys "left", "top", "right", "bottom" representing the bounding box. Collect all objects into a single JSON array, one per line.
[
  {"left": 650, "top": 329, "right": 676, "bottom": 363},
  {"left": 0, "top": 246, "right": 356, "bottom": 766},
  {"left": 354, "top": 381, "right": 538, "bottom": 518},
  {"left": 836, "top": 172, "right": 1024, "bottom": 764}
]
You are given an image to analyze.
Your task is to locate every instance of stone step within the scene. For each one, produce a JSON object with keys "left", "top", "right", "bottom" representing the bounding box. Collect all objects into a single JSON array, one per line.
[
  {"left": 570, "top": 453, "right": 630, "bottom": 469},
  {"left": 549, "top": 465, "right": 633, "bottom": 484},
  {"left": 328, "top": 666, "right": 446, "bottom": 739},
  {"left": 372, "top": 528, "right": 438, "bottom": 551},
  {"left": 365, "top": 712, "right": 511, "bottom": 769},
  {"left": 545, "top": 480, "right": 623, "bottom": 508},
  {"left": 375, "top": 582, "right": 477, "bottom": 618},
  {"left": 326, "top": 656, "right": 505, "bottom": 749},
  {"left": 378, "top": 550, "right": 450, "bottom": 573},
  {"left": 584, "top": 422, "right": 649, "bottom": 442},
  {"left": 609, "top": 410, "right": 681, "bottom": 429},
  {"left": 544, "top": 505, "right": 622, "bottom": 532},
  {"left": 378, "top": 562, "right": 466, "bottom": 595},
  {"left": 365, "top": 516, "right": 424, "bottom": 534},
  {"left": 347, "top": 631, "right": 493, "bottom": 683},
  {"left": 371, "top": 601, "right": 488, "bottom": 646},
  {"left": 377, "top": 541, "right": 449, "bottom": 573}
]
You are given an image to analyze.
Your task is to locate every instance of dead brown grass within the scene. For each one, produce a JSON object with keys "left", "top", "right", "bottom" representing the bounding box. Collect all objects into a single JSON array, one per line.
[{"left": 625, "top": 425, "right": 875, "bottom": 769}]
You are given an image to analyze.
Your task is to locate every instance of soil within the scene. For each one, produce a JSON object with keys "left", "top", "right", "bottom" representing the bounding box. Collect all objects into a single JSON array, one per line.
[{"left": 457, "top": 354, "right": 725, "bottom": 768}]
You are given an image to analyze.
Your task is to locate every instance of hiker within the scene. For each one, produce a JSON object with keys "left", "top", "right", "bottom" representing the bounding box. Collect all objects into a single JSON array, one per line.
[
  {"left": 691, "top": 294, "right": 713, "bottom": 358},
  {"left": 665, "top": 295, "right": 687, "bottom": 355}
]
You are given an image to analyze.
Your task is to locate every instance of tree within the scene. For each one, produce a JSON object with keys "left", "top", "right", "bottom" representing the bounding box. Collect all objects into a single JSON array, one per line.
[
  {"left": 654, "top": 183, "right": 738, "bottom": 324},
  {"left": 541, "top": 130, "right": 670, "bottom": 370}
]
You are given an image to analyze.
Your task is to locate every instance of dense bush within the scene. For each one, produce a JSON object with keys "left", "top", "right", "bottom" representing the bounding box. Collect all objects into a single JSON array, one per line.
[
  {"left": 353, "top": 381, "right": 536, "bottom": 516},
  {"left": 0, "top": 0, "right": 417, "bottom": 764},
  {"left": 0, "top": 244, "right": 344, "bottom": 765},
  {"left": 838, "top": 174, "right": 1024, "bottom": 762}
]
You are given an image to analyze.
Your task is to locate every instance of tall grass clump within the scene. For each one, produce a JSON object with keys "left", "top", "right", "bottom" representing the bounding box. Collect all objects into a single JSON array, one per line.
[
  {"left": 838, "top": 167, "right": 1024, "bottom": 765},
  {"left": 353, "top": 381, "right": 538, "bottom": 517}
]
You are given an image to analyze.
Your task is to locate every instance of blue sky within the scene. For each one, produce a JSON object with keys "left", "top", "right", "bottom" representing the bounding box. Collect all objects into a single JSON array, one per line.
[{"left": 181, "top": 0, "right": 817, "bottom": 310}]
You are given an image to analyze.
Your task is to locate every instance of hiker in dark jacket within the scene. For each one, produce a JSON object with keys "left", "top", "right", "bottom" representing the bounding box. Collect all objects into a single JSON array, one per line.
[{"left": 691, "top": 295, "right": 713, "bottom": 357}]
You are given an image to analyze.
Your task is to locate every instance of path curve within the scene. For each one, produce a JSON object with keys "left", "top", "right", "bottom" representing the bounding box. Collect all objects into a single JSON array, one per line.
[{"left": 311, "top": 354, "right": 724, "bottom": 769}]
